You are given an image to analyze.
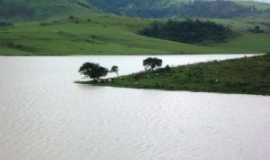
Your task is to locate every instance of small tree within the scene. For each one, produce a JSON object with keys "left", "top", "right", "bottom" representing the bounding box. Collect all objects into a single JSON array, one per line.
[
  {"left": 143, "top": 57, "right": 163, "bottom": 71},
  {"left": 250, "top": 25, "right": 264, "bottom": 33},
  {"left": 79, "top": 62, "right": 108, "bottom": 81},
  {"left": 111, "top": 65, "right": 119, "bottom": 76}
]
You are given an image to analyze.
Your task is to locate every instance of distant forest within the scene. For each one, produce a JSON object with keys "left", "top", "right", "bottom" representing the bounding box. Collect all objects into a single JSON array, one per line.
[
  {"left": 140, "top": 19, "right": 234, "bottom": 43},
  {"left": 0, "top": 0, "right": 34, "bottom": 18},
  {"left": 177, "top": 1, "right": 260, "bottom": 18},
  {"left": 90, "top": 0, "right": 267, "bottom": 18}
]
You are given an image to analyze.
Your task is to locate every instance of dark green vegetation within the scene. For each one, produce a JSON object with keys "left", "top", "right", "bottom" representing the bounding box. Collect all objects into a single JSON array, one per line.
[
  {"left": 93, "top": 54, "right": 270, "bottom": 95},
  {"left": 143, "top": 57, "right": 163, "bottom": 71},
  {"left": 79, "top": 62, "right": 120, "bottom": 80},
  {"left": 140, "top": 20, "right": 234, "bottom": 43},
  {"left": 79, "top": 62, "right": 109, "bottom": 81}
]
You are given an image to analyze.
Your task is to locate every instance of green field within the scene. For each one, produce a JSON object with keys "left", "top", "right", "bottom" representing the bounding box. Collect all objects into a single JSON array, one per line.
[
  {"left": 89, "top": 54, "right": 270, "bottom": 95},
  {"left": 0, "top": 14, "right": 270, "bottom": 55}
]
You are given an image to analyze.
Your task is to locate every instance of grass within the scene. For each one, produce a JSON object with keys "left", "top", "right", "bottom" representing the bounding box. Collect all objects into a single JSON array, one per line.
[
  {"left": 209, "top": 32, "right": 270, "bottom": 53},
  {"left": 0, "top": 15, "right": 224, "bottom": 55},
  {"left": 0, "top": 14, "right": 270, "bottom": 55},
  {"left": 89, "top": 54, "right": 270, "bottom": 95}
]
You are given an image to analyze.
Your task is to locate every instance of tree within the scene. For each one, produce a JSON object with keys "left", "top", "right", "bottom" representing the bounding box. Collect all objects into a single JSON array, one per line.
[
  {"left": 250, "top": 25, "right": 264, "bottom": 33},
  {"left": 79, "top": 62, "right": 108, "bottom": 81},
  {"left": 110, "top": 65, "right": 119, "bottom": 76},
  {"left": 143, "top": 57, "right": 162, "bottom": 71}
]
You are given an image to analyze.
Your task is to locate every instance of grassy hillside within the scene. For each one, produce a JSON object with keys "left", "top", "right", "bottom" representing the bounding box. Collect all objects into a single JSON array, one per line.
[
  {"left": 0, "top": 15, "right": 223, "bottom": 55},
  {"left": 0, "top": 14, "right": 270, "bottom": 55},
  {"left": 92, "top": 54, "right": 270, "bottom": 95},
  {"left": 210, "top": 33, "right": 270, "bottom": 52}
]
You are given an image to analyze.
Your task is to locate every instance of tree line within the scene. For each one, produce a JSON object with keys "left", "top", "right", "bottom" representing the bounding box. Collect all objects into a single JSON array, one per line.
[{"left": 139, "top": 19, "right": 233, "bottom": 44}]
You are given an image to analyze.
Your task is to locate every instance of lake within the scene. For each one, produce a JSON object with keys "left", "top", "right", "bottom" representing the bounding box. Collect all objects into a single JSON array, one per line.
[{"left": 0, "top": 54, "right": 270, "bottom": 160}]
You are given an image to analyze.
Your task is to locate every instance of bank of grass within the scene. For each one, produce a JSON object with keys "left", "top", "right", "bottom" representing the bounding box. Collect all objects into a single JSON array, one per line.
[
  {"left": 1, "top": 14, "right": 270, "bottom": 55},
  {"left": 89, "top": 54, "right": 270, "bottom": 95}
]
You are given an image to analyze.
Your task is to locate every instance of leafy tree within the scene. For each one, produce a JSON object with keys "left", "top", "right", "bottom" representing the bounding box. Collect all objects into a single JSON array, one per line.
[
  {"left": 111, "top": 65, "right": 119, "bottom": 76},
  {"left": 79, "top": 62, "right": 108, "bottom": 81},
  {"left": 143, "top": 57, "right": 162, "bottom": 71}
]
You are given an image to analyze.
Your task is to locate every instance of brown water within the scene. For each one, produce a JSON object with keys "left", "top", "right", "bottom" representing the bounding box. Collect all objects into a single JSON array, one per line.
[{"left": 0, "top": 55, "right": 269, "bottom": 160}]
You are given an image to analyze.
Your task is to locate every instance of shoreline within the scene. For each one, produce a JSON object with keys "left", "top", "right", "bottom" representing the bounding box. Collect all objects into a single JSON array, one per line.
[{"left": 77, "top": 54, "right": 270, "bottom": 95}]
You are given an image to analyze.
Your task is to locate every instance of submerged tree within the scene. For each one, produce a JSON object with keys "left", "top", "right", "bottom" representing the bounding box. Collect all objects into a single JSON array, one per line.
[
  {"left": 79, "top": 62, "right": 108, "bottom": 81},
  {"left": 110, "top": 65, "right": 119, "bottom": 76},
  {"left": 143, "top": 57, "right": 162, "bottom": 71}
]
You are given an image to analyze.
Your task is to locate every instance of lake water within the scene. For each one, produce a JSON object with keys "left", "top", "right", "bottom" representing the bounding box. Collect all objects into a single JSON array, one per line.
[{"left": 0, "top": 54, "right": 270, "bottom": 160}]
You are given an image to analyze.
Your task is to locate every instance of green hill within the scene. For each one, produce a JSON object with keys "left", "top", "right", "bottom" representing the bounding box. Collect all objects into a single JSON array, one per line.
[
  {"left": 1, "top": 0, "right": 270, "bottom": 19},
  {"left": 0, "top": 0, "right": 270, "bottom": 55},
  {"left": 88, "top": 0, "right": 270, "bottom": 18},
  {"left": 0, "top": 0, "right": 96, "bottom": 20},
  {"left": 0, "top": 14, "right": 270, "bottom": 55},
  {"left": 0, "top": 15, "right": 224, "bottom": 55}
]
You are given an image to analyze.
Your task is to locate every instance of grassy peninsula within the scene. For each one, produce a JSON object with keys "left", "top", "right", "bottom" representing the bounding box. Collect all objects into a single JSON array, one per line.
[{"left": 87, "top": 54, "right": 270, "bottom": 95}]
